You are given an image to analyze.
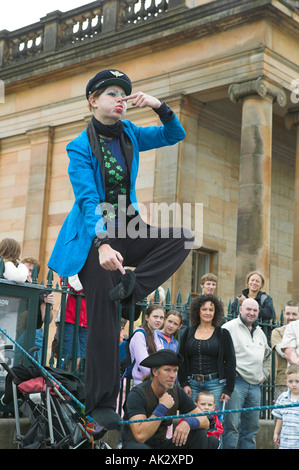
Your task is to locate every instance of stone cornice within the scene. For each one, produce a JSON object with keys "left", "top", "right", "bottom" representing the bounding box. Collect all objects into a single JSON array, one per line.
[
  {"left": 0, "top": 0, "right": 298, "bottom": 88},
  {"left": 228, "top": 77, "right": 287, "bottom": 107}
]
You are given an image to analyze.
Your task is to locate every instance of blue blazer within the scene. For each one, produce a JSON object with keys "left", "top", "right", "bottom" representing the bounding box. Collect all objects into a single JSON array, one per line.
[{"left": 48, "top": 116, "right": 186, "bottom": 277}]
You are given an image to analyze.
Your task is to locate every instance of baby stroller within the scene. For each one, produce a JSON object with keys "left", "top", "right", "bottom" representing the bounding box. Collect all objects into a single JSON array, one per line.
[{"left": 0, "top": 346, "right": 110, "bottom": 449}]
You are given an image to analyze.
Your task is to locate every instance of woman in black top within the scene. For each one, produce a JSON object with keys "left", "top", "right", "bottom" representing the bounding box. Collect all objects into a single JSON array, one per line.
[{"left": 178, "top": 295, "right": 236, "bottom": 412}]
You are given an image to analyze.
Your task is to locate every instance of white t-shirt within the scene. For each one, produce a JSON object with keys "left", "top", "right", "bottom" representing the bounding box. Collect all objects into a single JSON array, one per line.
[
  {"left": 281, "top": 320, "right": 299, "bottom": 358},
  {"left": 4, "top": 261, "right": 28, "bottom": 283}
]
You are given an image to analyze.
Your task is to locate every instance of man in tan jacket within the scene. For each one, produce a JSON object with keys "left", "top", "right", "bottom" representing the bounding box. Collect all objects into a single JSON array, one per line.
[{"left": 271, "top": 301, "right": 299, "bottom": 401}]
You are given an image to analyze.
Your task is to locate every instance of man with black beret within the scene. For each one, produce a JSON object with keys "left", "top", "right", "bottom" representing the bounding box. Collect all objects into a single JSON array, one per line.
[
  {"left": 122, "top": 349, "right": 211, "bottom": 449},
  {"left": 49, "top": 69, "right": 193, "bottom": 431}
]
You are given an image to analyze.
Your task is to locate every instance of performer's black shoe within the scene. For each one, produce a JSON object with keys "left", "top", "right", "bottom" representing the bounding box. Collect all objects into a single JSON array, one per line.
[
  {"left": 109, "top": 269, "right": 136, "bottom": 302},
  {"left": 90, "top": 407, "right": 120, "bottom": 431}
]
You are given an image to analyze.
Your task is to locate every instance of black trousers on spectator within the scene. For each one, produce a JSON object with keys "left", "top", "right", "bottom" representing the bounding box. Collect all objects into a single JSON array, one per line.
[{"left": 79, "top": 220, "right": 193, "bottom": 415}]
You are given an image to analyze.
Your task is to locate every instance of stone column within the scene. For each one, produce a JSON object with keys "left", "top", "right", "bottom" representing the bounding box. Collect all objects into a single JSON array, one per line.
[
  {"left": 23, "top": 126, "right": 53, "bottom": 280},
  {"left": 229, "top": 77, "right": 287, "bottom": 295},
  {"left": 285, "top": 108, "right": 299, "bottom": 300}
]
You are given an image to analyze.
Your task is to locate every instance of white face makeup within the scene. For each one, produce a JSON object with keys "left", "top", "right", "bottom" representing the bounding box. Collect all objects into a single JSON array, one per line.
[
  {"left": 103, "top": 88, "right": 127, "bottom": 99},
  {"left": 90, "top": 85, "right": 127, "bottom": 124}
]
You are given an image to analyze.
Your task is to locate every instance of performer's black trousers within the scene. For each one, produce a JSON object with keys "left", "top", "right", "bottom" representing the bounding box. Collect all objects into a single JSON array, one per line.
[{"left": 79, "top": 220, "right": 194, "bottom": 415}]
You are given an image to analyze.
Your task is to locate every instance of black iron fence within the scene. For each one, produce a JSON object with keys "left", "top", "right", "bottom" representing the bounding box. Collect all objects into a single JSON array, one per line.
[{"left": 0, "top": 264, "right": 283, "bottom": 418}]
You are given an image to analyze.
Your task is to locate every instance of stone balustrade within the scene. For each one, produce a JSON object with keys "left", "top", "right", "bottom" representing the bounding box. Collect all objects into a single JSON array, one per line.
[{"left": 0, "top": 0, "right": 185, "bottom": 68}]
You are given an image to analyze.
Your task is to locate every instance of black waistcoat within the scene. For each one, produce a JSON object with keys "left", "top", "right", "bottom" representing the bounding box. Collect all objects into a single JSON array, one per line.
[{"left": 143, "top": 380, "right": 179, "bottom": 442}]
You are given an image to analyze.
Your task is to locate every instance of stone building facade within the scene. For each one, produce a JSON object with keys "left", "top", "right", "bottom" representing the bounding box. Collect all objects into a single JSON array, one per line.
[{"left": 0, "top": 0, "right": 298, "bottom": 315}]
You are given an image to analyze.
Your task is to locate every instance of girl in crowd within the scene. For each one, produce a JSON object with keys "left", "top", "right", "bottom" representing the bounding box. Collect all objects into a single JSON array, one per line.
[
  {"left": 179, "top": 294, "right": 236, "bottom": 412},
  {"left": 129, "top": 305, "right": 165, "bottom": 385},
  {"left": 156, "top": 309, "right": 182, "bottom": 352},
  {"left": 0, "top": 238, "right": 28, "bottom": 283}
]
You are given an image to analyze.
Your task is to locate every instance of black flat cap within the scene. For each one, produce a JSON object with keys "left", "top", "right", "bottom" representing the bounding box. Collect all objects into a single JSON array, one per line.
[
  {"left": 86, "top": 69, "right": 132, "bottom": 99},
  {"left": 140, "top": 349, "right": 184, "bottom": 368}
]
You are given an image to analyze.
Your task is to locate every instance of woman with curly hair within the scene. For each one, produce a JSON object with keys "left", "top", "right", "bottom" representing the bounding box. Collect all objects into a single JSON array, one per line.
[{"left": 178, "top": 294, "right": 236, "bottom": 412}]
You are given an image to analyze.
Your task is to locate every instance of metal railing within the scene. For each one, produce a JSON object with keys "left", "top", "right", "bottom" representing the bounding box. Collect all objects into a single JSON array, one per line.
[{"left": 0, "top": 264, "right": 283, "bottom": 418}]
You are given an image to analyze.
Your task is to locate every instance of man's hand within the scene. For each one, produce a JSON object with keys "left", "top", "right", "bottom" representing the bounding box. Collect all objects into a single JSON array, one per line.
[
  {"left": 183, "top": 386, "right": 192, "bottom": 397},
  {"left": 237, "top": 294, "right": 246, "bottom": 304},
  {"left": 40, "top": 293, "right": 55, "bottom": 322},
  {"left": 220, "top": 393, "right": 230, "bottom": 404},
  {"left": 44, "top": 293, "right": 55, "bottom": 305},
  {"left": 159, "top": 392, "right": 175, "bottom": 409},
  {"left": 284, "top": 347, "right": 299, "bottom": 365},
  {"left": 172, "top": 420, "right": 190, "bottom": 447},
  {"left": 98, "top": 244, "right": 125, "bottom": 274},
  {"left": 273, "top": 432, "right": 280, "bottom": 446}
]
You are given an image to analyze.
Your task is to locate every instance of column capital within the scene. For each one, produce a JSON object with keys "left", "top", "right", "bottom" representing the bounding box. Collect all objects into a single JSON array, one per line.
[
  {"left": 228, "top": 77, "right": 287, "bottom": 107},
  {"left": 285, "top": 108, "right": 299, "bottom": 130}
]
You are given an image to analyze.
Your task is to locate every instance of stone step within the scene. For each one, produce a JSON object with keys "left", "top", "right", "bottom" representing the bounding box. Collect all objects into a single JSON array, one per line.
[{"left": 0, "top": 418, "right": 275, "bottom": 449}]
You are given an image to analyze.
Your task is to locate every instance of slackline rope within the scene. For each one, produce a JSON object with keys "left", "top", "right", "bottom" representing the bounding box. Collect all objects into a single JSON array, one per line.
[
  {"left": 1, "top": 326, "right": 299, "bottom": 427},
  {"left": 121, "top": 402, "right": 299, "bottom": 425}
]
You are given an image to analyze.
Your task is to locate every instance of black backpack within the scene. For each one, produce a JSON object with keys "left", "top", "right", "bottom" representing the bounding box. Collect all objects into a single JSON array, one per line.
[{"left": 120, "top": 329, "right": 146, "bottom": 381}]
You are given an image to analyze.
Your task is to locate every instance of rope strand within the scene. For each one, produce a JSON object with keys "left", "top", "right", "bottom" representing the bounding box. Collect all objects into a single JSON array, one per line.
[{"left": 120, "top": 402, "right": 299, "bottom": 425}]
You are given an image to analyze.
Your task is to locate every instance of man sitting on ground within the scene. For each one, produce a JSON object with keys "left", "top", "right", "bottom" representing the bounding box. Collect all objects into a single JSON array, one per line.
[{"left": 121, "top": 349, "right": 212, "bottom": 449}]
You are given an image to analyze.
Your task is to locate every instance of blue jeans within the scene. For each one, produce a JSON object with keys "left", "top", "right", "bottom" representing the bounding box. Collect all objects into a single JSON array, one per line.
[
  {"left": 222, "top": 375, "right": 261, "bottom": 449},
  {"left": 62, "top": 322, "right": 87, "bottom": 359},
  {"left": 190, "top": 377, "right": 226, "bottom": 412}
]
